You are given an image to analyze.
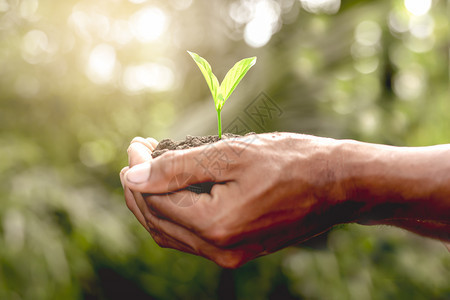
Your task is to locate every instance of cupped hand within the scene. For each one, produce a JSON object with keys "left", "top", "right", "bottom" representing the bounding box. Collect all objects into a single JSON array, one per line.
[{"left": 120, "top": 133, "right": 349, "bottom": 268}]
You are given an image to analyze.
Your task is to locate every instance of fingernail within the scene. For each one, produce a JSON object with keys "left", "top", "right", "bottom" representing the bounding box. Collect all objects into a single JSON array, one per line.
[{"left": 126, "top": 163, "right": 151, "bottom": 184}]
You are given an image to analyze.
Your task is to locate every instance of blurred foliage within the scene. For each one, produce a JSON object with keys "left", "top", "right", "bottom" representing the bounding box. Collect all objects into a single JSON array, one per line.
[{"left": 0, "top": 0, "right": 449, "bottom": 299}]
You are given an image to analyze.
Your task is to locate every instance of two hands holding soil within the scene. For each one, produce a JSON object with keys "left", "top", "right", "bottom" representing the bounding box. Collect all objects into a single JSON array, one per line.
[{"left": 120, "top": 132, "right": 450, "bottom": 268}]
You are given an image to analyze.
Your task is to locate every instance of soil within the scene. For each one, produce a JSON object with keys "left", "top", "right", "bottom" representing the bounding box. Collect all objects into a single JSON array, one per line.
[
  {"left": 151, "top": 133, "right": 252, "bottom": 194},
  {"left": 151, "top": 133, "right": 242, "bottom": 158}
]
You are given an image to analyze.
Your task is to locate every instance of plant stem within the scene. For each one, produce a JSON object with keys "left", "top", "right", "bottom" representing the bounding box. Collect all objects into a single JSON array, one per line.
[{"left": 217, "top": 110, "right": 222, "bottom": 139}]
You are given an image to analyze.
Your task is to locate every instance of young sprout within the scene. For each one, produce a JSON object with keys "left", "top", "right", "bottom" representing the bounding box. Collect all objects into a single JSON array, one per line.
[{"left": 188, "top": 51, "right": 257, "bottom": 139}]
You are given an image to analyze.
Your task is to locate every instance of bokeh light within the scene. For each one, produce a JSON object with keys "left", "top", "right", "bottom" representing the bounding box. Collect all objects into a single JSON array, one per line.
[
  {"left": 129, "top": 6, "right": 168, "bottom": 43},
  {"left": 0, "top": 0, "right": 449, "bottom": 299},
  {"left": 169, "top": 0, "right": 193, "bottom": 10},
  {"left": 19, "top": 0, "right": 39, "bottom": 20},
  {"left": 86, "top": 44, "right": 117, "bottom": 84},
  {"left": 300, "top": 0, "right": 341, "bottom": 15},
  {"left": 393, "top": 66, "right": 427, "bottom": 100},
  {"left": 21, "top": 30, "right": 50, "bottom": 64},
  {"left": 122, "top": 63, "right": 175, "bottom": 94},
  {"left": 409, "top": 14, "right": 434, "bottom": 39},
  {"left": 354, "top": 21, "right": 381, "bottom": 47},
  {"left": 0, "top": 0, "right": 10, "bottom": 12},
  {"left": 243, "top": 0, "right": 280, "bottom": 48},
  {"left": 404, "top": 0, "right": 432, "bottom": 16}
]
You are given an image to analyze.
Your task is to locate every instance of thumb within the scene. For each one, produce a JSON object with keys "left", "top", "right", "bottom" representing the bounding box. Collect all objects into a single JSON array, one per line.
[{"left": 124, "top": 146, "right": 231, "bottom": 193}]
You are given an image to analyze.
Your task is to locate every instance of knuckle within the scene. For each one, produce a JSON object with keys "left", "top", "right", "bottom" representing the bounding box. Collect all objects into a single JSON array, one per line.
[
  {"left": 159, "top": 151, "right": 182, "bottom": 181},
  {"left": 145, "top": 219, "right": 158, "bottom": 234},
  {"left": 120, "top": 166, "right": 129, "bottom": 176},
  {"left": 150, "top": 230, "right": 168, "bottom": 248},
  {"left": 125, "top": 198, "right": 134, "bottom": 211},
  {"left": 126, "top": 144, "right": 133, "bottom": 154},
  {"left": 215, "top": 251, "right": 246, "bottom": 269},
  {"left": 158, "top": 241, "right": 169, "bottom": 249},
  {"left": 203, "top": 226, "right": 233, "bottom": 247}
]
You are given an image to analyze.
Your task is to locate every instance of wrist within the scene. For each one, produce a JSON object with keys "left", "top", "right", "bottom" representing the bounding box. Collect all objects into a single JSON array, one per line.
[
  {"left": 288, "top": 134, "right": 358, "bottom": 224},
  {"left": 337, "top": 140, "right": 450, "bottom": 224},
  {"left": 337, "top": 140, "right": 407, "bottom": 224}
]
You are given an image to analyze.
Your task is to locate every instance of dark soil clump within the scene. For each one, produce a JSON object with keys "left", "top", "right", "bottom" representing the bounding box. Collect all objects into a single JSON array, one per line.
[{"left": 152, "top": 133, "right": 243, "bottom": 158}]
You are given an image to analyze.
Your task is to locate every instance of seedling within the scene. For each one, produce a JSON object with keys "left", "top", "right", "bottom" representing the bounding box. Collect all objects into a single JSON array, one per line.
[{"left": 188, "top": 51, "right": 256, "bottom": 139}]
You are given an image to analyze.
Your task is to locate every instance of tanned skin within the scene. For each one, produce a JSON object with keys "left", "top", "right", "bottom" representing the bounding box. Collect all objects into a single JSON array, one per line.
[{"left": 120, "top": 133, "right": 450, "bottom": 268}]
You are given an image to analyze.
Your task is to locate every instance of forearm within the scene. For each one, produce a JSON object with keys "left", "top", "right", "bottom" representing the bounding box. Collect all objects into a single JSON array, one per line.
[{"left": 338, "top": 140, "right": 450, "bottom": 237}]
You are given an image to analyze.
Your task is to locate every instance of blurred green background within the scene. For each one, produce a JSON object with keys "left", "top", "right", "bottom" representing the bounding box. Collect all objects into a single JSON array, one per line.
[{"left": 0, "top": 0, "right": 449, "bottom": 299}]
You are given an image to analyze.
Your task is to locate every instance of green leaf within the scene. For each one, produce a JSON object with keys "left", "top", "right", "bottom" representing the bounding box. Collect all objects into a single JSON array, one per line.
[
  {"left": 187, "top": 51, "right": 221, "bottom": 110},
  {"left": 219, "top": 56, "right": 257, "bottom": 109}
]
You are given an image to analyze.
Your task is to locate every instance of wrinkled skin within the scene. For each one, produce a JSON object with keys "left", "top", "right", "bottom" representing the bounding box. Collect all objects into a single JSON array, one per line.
[{"left": 120, "top": 133, "right": 450, "bottom": 268}]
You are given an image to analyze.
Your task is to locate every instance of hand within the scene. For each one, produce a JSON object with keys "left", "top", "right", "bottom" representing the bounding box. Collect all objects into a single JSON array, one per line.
[
  {"left": 120, "top": 133, "right": 350, "bottom": 268},
  {"left": 120, "top": 137, "right": 159, "bottom": 231}
]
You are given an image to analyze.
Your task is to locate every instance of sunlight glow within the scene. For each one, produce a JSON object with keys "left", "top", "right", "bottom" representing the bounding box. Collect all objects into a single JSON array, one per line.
[
  {"left": 388, "top": 10, "right": 410, "bottom": 34},
  {"left": 354, "top": 57, "right": 379, "bottom": 74},
  {"left": 355, "top": 21, "right": 381, "bottom": 47},
  {"left": 300, "top": 0, "right": 341, "bottom": 15},
  {"left": 404, "top": 35, "right": 435, "bottom": 53},
  {"left": 243, "top": 0, "right": 281, "bottom": 48},
  {"left": 19, "top": 0, "right": 38, "bottom": 20},
  {"left": 69, "top": 10, "right": 111, "bottom": 42},
  {"left": 0, "top": 0, "right": 9, "bottom": 12},
  {"left": 109, "top": 20, "right": 133, "bottom": 45},
  {"left": 393, "top": 67, "right": 426, "bottom": 100},
  {"left": 86, "top": 44, "right": 117, "bottom": 84},
  {"left": 409, "top": 15, "right": 434, "bottom": 39},
  {"left": 129, "top": 6, "right": 167, "bottom": 43},
  {"left": 122, "top": 63, "right": 174, "bottom": 94},
  {"left": 68, "top": 10, "right": 91, "bottom": 41},
  {"left": 169, "top": 0, "right": 193, "bottom": 10},
  {"left": 404, "top": 0, "right": 431, "bottom": 16},
  {"left": 244, "top": 19, "right": 273, "bottom": 48},
  {"left": 229, "top": 1, "right": 254, "bottom": 25},
  {"left": 21, "top": 30, "right": 49, "bottom": 64}
]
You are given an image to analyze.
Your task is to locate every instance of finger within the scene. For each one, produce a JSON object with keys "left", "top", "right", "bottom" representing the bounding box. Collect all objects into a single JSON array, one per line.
[
  {"left": 143, "top": 210, "right": 257, "bottom": 268},
  {"left": 130, "top": 136, "right": 158, "bottom": 151},
  {"left": 120, "top": 166, "right": 129, "bottom": 188},
  {"left": 139, "top": 189, "right": 212, "bottom": 230},
  {"left": 148, "top": 226, "right": 198, "bottom": 255},
  {"left": 142, "top": 213, "right": 198, "bottom": 255},
  {"left": 121, "top": 167, "right": 150, "bottom": 231},
  {"left": 146, "top": 137, "right": 159, "bottom": 148},
  {"left": 124, "top": 144, "right": 232, "bottom": 193},
  {"left": 139, "top": 182, "right": 231, "bottom": 230},
  {"left": 128, "top": 141, "right": 153, "bottom": 167},
  {"left": 125, "top": 188, "right": 152, "bottom": 232},
  {"left": 130, "top": 189, "right": 208, "bottom": 255},
  {"left": 136, "top": 191, "right": 262, "bottom": 268}
]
